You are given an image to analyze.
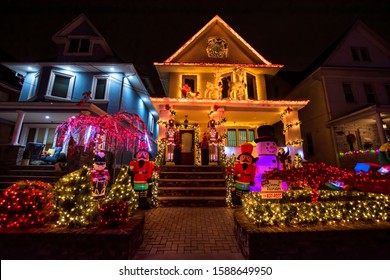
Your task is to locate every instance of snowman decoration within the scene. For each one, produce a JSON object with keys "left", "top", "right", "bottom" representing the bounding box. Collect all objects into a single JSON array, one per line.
[{"left": 253, "top": 125, "right": 281, "bottom": 192}]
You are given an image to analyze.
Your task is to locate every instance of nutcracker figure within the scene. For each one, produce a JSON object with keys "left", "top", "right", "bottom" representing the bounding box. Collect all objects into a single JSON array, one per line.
[
  {"left": 129, "top": 141, "right": 154, "bottom": 209},
  {"left": 208, "top": 119, "right": 219, "bottom": 163},
  {"left": 232, "top": 143, "right": 256, "bottom": 205},
  {"left": 90, "top": 152, "right": 110, "bottom": 198},
  {"left": 166, "top": 119, "right": 176, "bottom": 163}
]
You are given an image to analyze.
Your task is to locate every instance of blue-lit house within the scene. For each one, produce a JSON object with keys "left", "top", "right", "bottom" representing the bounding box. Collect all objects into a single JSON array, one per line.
[{"left": 0, "top": 14, "right": 158, "bottom": 166}]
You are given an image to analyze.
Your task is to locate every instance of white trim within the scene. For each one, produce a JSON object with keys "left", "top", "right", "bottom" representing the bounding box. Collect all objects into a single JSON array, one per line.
[
  {"left": 46, "top": 70, "right": 75, "bottom": 100},
  {"left": 91, "top": 75, "right": 110, "bottom": 100},
  {"left": 64, "top": 37, "right": 93, "bottom": 56},
  {"left": 28, "top": 72, "right": 40, "bottom": 100}
]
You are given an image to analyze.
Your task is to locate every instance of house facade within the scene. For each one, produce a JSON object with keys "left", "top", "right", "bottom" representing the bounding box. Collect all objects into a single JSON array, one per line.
[
  {"left": 151, "top": 16, "right": 308, "bottom": 165},
  {"left": 270, "top": 20, "right": 390, "bottom": 167},
  {"left": 0, "top": 14, "right": 158, "bottom": 166}
]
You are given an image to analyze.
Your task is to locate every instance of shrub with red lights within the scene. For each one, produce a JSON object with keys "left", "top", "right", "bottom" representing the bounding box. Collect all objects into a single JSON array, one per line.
[
  {"left": 98, "top": 201, "right": 128, "bottom": 228},
  {"left": 265, "top": 162, "right": 390, "bottom": 201},
  {"left": 0, "top": 180, "right": 53, "bottom": 229}
]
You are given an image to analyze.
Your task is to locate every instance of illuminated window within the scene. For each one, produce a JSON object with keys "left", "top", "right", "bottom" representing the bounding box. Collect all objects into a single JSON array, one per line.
[
  {"left": 182, "top": 75, "right": 197, "bottom": 92},
  {"left": 92, "top": 76, "right": 109, "bottom": 100},
  {"left": 221, "top": 74, "right": 231, "bottom": 99},
  {"left": 227, "top": 128, "right": 255, "bottom": 147},
  {"left": 46, "top": 71, "right": 75, "bottom": 99},
  {"left": 246, "top": 73, "right": 256, "bottom": 99}
]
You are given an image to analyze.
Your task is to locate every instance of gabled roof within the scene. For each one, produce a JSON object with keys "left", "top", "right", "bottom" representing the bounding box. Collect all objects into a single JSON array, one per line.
[
  {"left": 52, "top": 13, "right": 114, "bottom": 56},
  {"left": 159, "top": 15, "right": 282, "bottom": 67}
]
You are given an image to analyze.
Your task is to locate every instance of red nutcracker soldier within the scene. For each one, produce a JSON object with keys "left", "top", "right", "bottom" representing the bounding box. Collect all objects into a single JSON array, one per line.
[
  {"left": 208, "top": 119, "right": 219, "bottom": 163},
  {"left": 129, "top": 141, "right": 154, "bottom": 209},
  {"left": 166, "top": 119, "right": 176, "bottom": 163},
  {"left": 232, "top": 143, "right": 256, "bottom": 205},
  {"left": 90, "top": 152, "right": 110, "bottom": 198}
]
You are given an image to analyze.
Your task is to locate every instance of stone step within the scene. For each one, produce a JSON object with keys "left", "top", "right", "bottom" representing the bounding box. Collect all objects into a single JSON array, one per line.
[
  {"left": 158, "top": 186, "right": 226, "bottom": 197},
  {"left": 157, "top": 196, "right": 226, "bottom": 207},
  {"left": 160, "top": 165, "right": 224, "bottom": 172},
  {"left": 159, "top": 171, "right": 224, "bottom": 179},
  {"left": 6, "top": 169, "right": 62, "bottom": 176},
  {"left": 158, "top": 178, "right": 226, "bottom": 188}
]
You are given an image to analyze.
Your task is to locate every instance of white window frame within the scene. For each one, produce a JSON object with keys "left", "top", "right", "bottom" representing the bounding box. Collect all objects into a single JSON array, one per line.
[
  {"left": 91, "top": 75, "right": 110, "bottom": 101},
  {"left": 46, "top": 71, "right": 75, "bottom": 100},
  {"left": 65, "top": 37, "right": 93, "bottom": 55},
  {"left": 28, "top": 72, "right": 40, "bottom": 100}
]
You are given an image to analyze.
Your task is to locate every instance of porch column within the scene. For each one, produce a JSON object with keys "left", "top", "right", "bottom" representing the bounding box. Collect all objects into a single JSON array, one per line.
[
  {"left": 282, "top": 108, "right": 304, "bottom": 159},
  {"left": 10, "top": 110, "right": 25, "bottom": 145},
  {"left": 375, "top": 112, "right": 386, "bottom": 144}
]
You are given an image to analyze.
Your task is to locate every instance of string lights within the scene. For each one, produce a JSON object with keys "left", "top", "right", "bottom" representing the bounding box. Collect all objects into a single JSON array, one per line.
[
  {"left": 0, "top": 180, "right": 53, "bottom": 229},
  {"left": 242, "top": 190, "right": 389, "bottom": 227}
]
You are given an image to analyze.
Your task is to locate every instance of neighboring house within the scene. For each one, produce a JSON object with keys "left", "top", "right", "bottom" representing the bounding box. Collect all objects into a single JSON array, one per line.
[
  {"left": 269, "top": 20, "right": 390, "bottom": 167},
  {"left": 151, "top": 15, "right": 309, "bottom": 165},
  {"left": 0, "top": 14, "right": 158, "bottom": 166},
  {"left": 0, "top": 49, "right": 23, "bottom": 145}
]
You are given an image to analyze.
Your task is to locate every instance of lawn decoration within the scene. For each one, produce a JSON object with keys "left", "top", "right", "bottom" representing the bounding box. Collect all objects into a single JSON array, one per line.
[
  {"left": 0, "top": 180, "right": 53, "bottom": 229},
  {"left": 129, "top": 141, "right": 154, "bottom": 209},
  {"left": 254, "top": 125, "right": 283, "bottom": 192},
  {"left": 208, "top": 119, "right": 219, "bottom": 163},
  {"left": 166, "top": 119, "right": 176, "bottom": 163},
  {"left": 232, "top": 143, "right": 256, "bottom": 205},
  {"left": 90, "top": 152, "right": 110, "bottom": 198}
]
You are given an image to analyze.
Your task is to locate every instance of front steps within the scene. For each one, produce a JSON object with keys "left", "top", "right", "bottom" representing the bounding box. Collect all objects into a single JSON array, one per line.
[
  {"left": 0, "top": 165, "right": 63, "bottom": 191},
  {"left": 157, "top": 165, "right": 227, "bottom": 207}
]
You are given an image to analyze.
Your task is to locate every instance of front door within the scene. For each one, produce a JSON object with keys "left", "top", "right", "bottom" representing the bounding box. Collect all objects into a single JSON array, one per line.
[{"left": 180, "top": 130, "right": 194, "bottom": 165}]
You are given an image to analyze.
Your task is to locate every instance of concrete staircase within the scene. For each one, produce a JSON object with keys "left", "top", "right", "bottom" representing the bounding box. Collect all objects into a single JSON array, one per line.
[
  {"left": 157, "top": 165, "right": 227, "bottom": 207},
  {"left": 0, "top": 165, "right": 63, "bottom": 191}
]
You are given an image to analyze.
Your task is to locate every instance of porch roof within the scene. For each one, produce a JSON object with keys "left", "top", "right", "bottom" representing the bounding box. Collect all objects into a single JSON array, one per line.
[
  {"left": 150, "top": 97, "right": 309, "bottom": 127},
  {"left": 0, "top": 102, "right": 107, "bottom": 125}
]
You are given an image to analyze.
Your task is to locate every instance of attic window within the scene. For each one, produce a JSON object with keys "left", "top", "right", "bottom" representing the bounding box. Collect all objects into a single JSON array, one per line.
[
  {"left": 350, "top": 47, "right": 370, "bottom": 62},
  {"left": 68, "top": 38, "right": 91, "bottom": 53}
]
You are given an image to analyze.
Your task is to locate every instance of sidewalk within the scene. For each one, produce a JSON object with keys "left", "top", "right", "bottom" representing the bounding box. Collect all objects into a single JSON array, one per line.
[{"left": 132, "top": 207, "right": 244, "bottom": 260}]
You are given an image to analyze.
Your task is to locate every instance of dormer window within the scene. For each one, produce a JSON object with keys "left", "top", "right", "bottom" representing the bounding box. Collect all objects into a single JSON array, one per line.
[{"left": 67, "top": 38, "right": 91, "bottom": 54}]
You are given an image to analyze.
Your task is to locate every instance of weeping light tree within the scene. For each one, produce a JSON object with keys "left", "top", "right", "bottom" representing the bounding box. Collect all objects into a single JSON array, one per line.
[{"left": 55, "top": 111, "right": 152, "bottom": 170}]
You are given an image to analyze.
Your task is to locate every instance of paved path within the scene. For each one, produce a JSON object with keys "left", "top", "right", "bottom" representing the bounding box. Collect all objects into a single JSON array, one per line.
[{"left": 132, "top": 207, "right": 244, "bottom": 260}]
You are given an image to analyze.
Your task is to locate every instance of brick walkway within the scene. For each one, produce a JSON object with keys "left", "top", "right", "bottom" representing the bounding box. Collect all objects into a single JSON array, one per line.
[{"left": 132, "top": 207, "right": 244, "bottom": 260}]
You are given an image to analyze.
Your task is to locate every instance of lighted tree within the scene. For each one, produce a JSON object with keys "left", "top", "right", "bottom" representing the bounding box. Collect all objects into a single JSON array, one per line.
[
  {"left": 51, "top": 166, "right": 96, "bottom": 228},
  {"left": 104, "top": 166, "right": 138, "bottom": 215}
]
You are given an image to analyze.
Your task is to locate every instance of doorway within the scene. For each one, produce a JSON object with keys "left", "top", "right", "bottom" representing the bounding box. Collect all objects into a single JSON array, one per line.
[{"left": 180, "top": 130, "right": 194, "bottom": 165}]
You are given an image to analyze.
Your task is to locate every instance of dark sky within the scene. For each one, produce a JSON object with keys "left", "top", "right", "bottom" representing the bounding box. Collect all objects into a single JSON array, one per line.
[{"left": 1, "top": 0, "right": 389, "bottom": 73}]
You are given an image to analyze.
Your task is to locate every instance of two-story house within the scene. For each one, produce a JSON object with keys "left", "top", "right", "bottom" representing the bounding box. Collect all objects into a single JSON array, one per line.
[
  {"left": 269, "top": 20, "right": 390, "bottom": 167},
  {"left": 0, "top": 14, "right": 158, "bottom": 167},
  {"left": 151, "top": 15, "right": 309, "bottom": 165}
]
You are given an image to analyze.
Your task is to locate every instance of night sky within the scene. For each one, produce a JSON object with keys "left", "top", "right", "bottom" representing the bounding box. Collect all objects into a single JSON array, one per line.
[{"left": 1, "top": 0, "right": 389, "bottom": 94}]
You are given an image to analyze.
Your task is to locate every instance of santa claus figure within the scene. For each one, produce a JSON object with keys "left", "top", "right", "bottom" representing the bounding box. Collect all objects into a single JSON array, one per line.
[
  {"left": 166, "top": 119, "right": 176, "bottom": 162},
  {"left": 208, "top": 119, "right": 218, "bottom": 163},
  {"left": 129, "top": 141, "right": 154, "bottom": 209},
  {"left": 91, "top": 152, "right": 110, "bottom": 198},
  {"left": 254, "top": 125, "right": 281, "bottom": 192},
  {"left": 232, "top": 143, "right": 256, "bottom": 205}
]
